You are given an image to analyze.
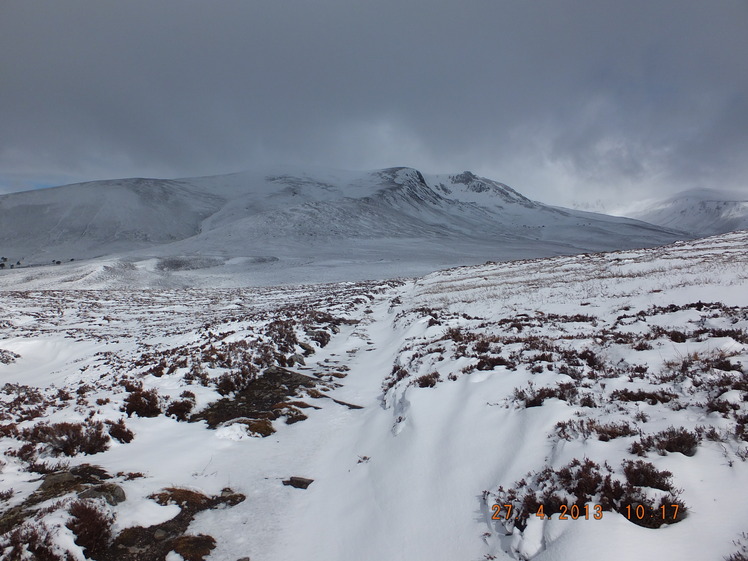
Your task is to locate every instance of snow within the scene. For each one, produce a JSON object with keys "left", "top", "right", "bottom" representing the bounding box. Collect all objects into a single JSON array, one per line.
[
  {"left": 0, "top": 229, "right": 747, "bottom": 559},
  {"left": 613, "top": 187, "right": 748, "bottom": 237},
  {"left": 0, "top": 166, "right": 687, "bottom": 290}
]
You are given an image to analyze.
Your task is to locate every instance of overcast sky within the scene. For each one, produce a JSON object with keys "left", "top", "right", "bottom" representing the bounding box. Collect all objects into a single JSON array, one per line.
[{"left": 1, "top": 0, "right": 746, "bottom": 206}]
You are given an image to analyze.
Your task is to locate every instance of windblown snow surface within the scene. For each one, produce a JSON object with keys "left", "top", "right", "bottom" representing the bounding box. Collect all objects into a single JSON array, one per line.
[{"left": 1, "top": 231, "right": 747, "bottom": 560}]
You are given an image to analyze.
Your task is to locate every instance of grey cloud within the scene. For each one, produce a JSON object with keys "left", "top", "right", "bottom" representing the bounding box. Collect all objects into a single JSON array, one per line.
[{"left": 1, "top": 0, "right": 746, "bottom": 205}]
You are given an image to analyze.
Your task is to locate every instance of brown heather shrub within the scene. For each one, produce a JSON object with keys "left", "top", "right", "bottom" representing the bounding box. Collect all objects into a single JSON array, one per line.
[
  {"left": 307, "top": 329, "right": 331, "bottom": 347},
  {"left": 383, "top": 365, "right": 409, "bottom": 391},
  {"left": 444, "top": 327, "right": 466, "bottom": 342},
  {"left": 667, "top": 330, "right": 688, "bottom": 343},
  {"left": 623, "top": 460, "right": 673, "bottom": 491},
  {"left": 414, "top": 372, "right": 441, "bottom": 388},
  {"left": 266, "top": 319, "right": 298, "bottom": 353},
  {"left": 183, "top": 362, "right": 211, "bottom": 386},
  {"left": 735, "top": 414, "right": 748, "bottom": 441},
  {"left": 706, "top": 396, "right": 739, "bottom": 416},
  {"left": 709, "top": 328, "right": 748, "bottom": 344},
  {"left": 610, "top": 388, "right": 678, "bottom": 405},
  {"left": 555, "top": 420, "right": 636, "bottom": 441},
  {"left": 171, "top": 534, "right": 217, "bottom": 561},
  {"left": 216, "top": 365, "right": 257, "bottom": 396},
  {"left": 630, "top": 427, "right": 700, "bottom": 457},
  {"left": 66, "top": 500, "right": 114, "bottom": 558},
  {"left": 650, "top": 496, "right": 687, "bottom": 527},
  {"left": 147, "top": 359, "right": 167, "bottom": 377},
  {"left": 1, "top": 522, "right": 67, "bottom": 561},
  {"left": 655, "top": 427, "right": 701, "bottom": 456},
  {"left": 166, "top": 399, "right": 195, "bottom": 420},
  {"left": 106, "top": 418, "right": 134, "bottom": 443},
  {"left": 633, "top": 340, "right": 653, "bottom": 351},
  {"left": 695, "top": 425, "right": 725, "bottom": 442},
  {"left": 150, "top": 487, "right": 215, "bottom": 510},
  {"left": 10, "top": 442, "right": 38, "bottom": 463},
  {"left": 557, "top": 363, "right": 584, "bottom": 380},
  {"left": 514, "top": 383, "right": 578, "bottom": 408},
  {"left": 494, "top": 458, "right": 687, "bottom": 530},
  {"left": 596, "top": 421, "right": 637, "bottom": 440},
  {"left": 244, "top": 419, "right": 275, "bottom": 437},
  {"left": 27, "top": 459, "right": 70, "bottom": 475},
  {"left": 578, "top": 349, "right": 603, "bottom": 369},
  {"left": 76, "top": 384, "right": 92, "bottom": 396},
  {"left": 708, "top": 356, "right": 743, "bottom": 372},
  {"left": 556, "top": 458, "right": 603, "bottom": 502},
  {"left": 21, "top": 421, "right": 110, "bottom": 456},
  {"left": 474, "top": 339, "right": 491, "bottom": 354},
  {"left": 725, "top": 532, "right": 748, "bottom": 561},
  {"left": 118, "top": 471, "right": 146, "bottom": 480},
  {"left": 123, "top": 388, "right": 161, "bottom": 417},
  {"left": 119, "top": 378, "right": 143, "bottom": 393},
  {"left": 476, "top": 355, "right": 516, "bottom": 371},
  {"left": 0, "top": 422, "right": 18, "bottom": 438}
]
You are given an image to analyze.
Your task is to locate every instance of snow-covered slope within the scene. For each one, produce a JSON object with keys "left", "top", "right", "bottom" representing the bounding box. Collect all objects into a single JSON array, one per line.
[
  {"left": 616, "top": 188, "right": 748, "bottom": 237},
  {"left": 0, "top": 167, "right": 685, "bottom": 289},
  {"left": 0, "top": 231, "right": 746, "bottom": 560},
  {"left": 0, "top": 178, "right": 222, "bottom": 259}
]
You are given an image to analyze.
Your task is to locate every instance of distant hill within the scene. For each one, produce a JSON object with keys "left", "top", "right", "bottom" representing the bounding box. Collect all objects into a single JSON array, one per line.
[
  {"left": 0, "top": 166, "right": 686, "bottom": 288},
  {"left": 617, "top": 188, "right": 748, "bottom": 237}
]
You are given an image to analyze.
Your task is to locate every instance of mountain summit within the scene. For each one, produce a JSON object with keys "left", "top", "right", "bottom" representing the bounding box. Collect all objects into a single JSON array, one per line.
[{"left": 0, "top": 166, "right": 685, "bottom": 288}]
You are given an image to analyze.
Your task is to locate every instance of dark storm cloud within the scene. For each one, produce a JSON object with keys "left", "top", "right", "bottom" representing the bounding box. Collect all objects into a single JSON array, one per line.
[{"left": 1, "top": 0, "right": 746, "bottom": 204}]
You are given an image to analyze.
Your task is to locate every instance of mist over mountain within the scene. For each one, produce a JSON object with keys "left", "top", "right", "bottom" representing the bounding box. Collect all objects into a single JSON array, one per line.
[
  {"left": 0, "top": 166, "right": 685, "bottom": 288},
  {"left": 616, "top": 188, "right": 748, "bottom": 237}
]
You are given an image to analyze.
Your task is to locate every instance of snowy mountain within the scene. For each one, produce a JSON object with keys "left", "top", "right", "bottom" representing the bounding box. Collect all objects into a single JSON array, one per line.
[
  {"left": 0, "top": 167, "right": 685, "bottom": 289},
  {"left": 615, "top": 188, "right": 748, "bottom": 237},
  {"left": 0, "top": 231, "right": 746, "bottom": 560}
]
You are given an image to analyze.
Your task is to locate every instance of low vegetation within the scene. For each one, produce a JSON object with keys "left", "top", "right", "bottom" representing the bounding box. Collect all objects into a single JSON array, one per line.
[{"left": 0, "top": 281, "right": 393, "bottom": 558}]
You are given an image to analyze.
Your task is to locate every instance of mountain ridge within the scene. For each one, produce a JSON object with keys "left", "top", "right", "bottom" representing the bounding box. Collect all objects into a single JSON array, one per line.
[{"left": 0, "top": 166, "right": 688, "bottom": 288}]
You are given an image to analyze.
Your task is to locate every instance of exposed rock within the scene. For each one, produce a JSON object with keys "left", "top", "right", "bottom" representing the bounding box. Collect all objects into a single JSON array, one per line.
[
  {"left": 282, "top": 476, "right": 314, "bottom": 489},
  {"left": 306, "top": 330, "right": 331, "bottom": 347},
  {"left": 289, "top": 353, "right": 306, "bottom": 366},
  {"left": 79, "top": 482, "right": 127, "bottom": 505},
  {"left": 298, "top": 342, "right": 315, "bottom": 356},
  {"left": 327, "top": 396, "right": 364, "bottom": 410},
  {"left": 38, "top": 471, "right": 77, "bottom": 492}
]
